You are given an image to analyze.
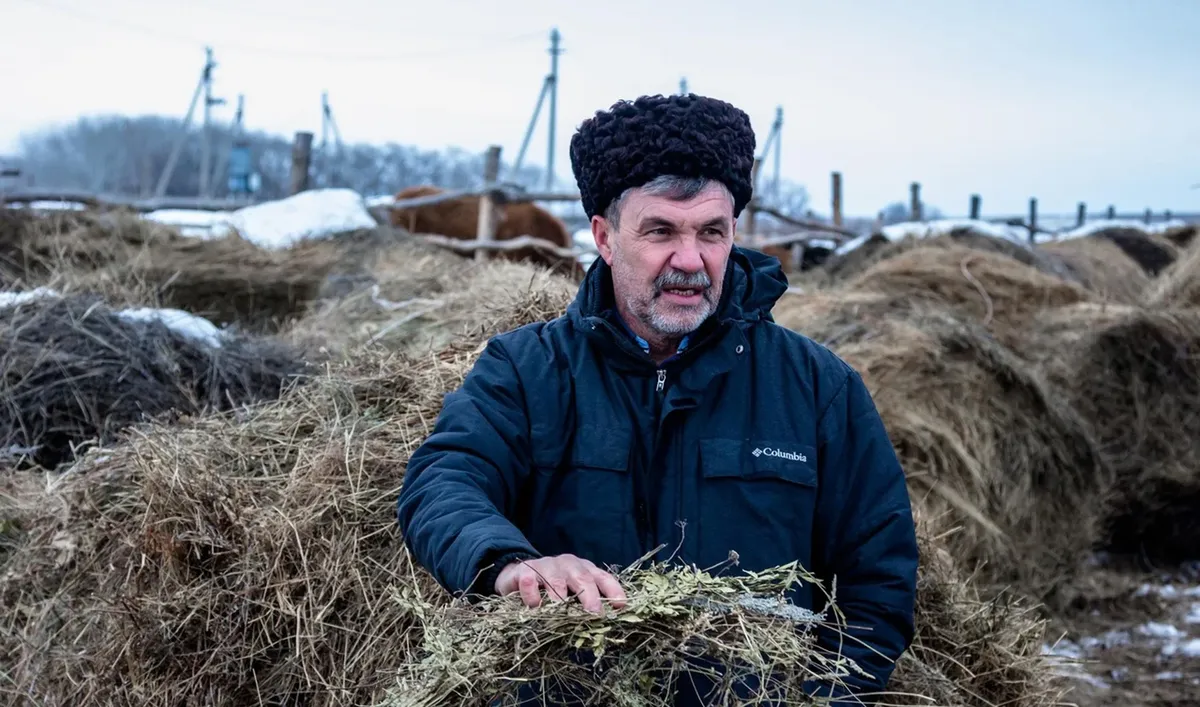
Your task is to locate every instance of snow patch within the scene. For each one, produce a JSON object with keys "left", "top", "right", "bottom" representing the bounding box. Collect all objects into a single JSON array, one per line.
[
  {"left": 143, "top": 209, "right": 236, "bottom": 239},
  {"left": 1161, "top": 638, "right": 1200, "bottom": 659},
  {"left": 115, "top": 307, "right": 224, "bottom": 349},
  {"left": 1135, "top": 584, "right": 1200, "bottom": 600},
  {"left": 833, "top": 219, "right": 1031, "bottom": 257},
  {"left": 1137, "top": 622, "right": 1186, "bottom": 640},
  {"left": 217, "top": 188, "right": 377, "bottom": 249},
  {"left": 1057, "top": 218, "right": 1191, "bottom": 241},
  {"left": 1186, "top": 604, "right": 1200, "bottom": 625},
  {"left": 0, "top": 287, "right": 61, "bottom": 309}
]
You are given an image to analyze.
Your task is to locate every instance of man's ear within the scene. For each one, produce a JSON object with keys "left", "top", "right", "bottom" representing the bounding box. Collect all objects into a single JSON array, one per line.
[{"left": 592, "top": 215, "right": 616, "bottom": 265}]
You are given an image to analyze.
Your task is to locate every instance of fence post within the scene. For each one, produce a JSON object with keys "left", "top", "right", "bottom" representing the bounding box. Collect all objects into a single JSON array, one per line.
[
  {"left": 1028, "top": 198, "right": 1038, "bottom": 243},
  {"left": 1107, "top": 205, "right": 1116, "bottom": 219},
  {"left": 1077, "top": 202, "right": 1086, "bottom": 227},
  {"left": 1144, "top": 208, "right": 1152, "bottom": 225},
  {"left": 969, "top": 194, "right": 981, "bottom": 220},
  {"left": 831, "top": 171, "right": 843, "bottom": 227},
  {"left": 475, "top": 145, "right": 503, "bottom": 262},
  {"left": 289, "top": 131, "right": 313, "bottom": 195},
  {"left": 910, "top": 182, "right": 922, "bottom": 221},
  {"left": 1166, "top": 209, "right": 1173, "bottom": 221}
]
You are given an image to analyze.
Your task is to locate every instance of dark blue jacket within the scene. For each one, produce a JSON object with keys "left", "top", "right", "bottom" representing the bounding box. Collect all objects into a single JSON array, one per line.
[{"left": 397, "top": 246, "right": 919, "bottom": 702}]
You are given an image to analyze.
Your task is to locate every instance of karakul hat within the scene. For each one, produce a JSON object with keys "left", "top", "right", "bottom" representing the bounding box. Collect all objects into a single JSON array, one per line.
[{"left": 568, "top": 93, "right": 757, "bottom": 220}]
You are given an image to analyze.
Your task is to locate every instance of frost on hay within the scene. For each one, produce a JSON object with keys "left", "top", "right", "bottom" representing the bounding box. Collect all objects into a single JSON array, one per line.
[{"left": 0, "top": 291, "right": 306, "bottom": 469}]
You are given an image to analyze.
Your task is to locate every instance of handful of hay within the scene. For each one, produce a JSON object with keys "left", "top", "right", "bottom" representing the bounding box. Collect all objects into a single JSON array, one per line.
[{"left": 388, "top": 560, "right": 859, "bottom": 707}]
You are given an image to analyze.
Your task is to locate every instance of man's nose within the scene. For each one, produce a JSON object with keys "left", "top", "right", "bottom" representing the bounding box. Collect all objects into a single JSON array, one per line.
[{"left": 670, "top": 236, "right": 704, "bottom": 272}]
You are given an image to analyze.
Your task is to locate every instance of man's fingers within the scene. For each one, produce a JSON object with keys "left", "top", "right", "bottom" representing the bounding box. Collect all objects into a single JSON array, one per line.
[
  {"left": 591, "top": 568, "right": 628, "bottom": 609},
  {"left": 565, "top": 569, "right": 603, "bottom": 614},
  {"left": 517, "top": 570, "right": 542, "bottom": 608}
]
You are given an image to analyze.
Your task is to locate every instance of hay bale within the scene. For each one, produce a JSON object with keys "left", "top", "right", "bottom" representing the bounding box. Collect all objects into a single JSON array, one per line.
[
  {"left": 0, "top": 290, "right": 305, "bottom": 470},
  {"left": 1075, "top": 227, "right": 1179, "bottom": 276},
  {"left": 1144, "top": 238, "right": 1200, "bottom": 309},
  {"left": 1031, "top": 308, "right": 1200, "bottom": 565},
  {"left": 285, "top": 241, "right": 578, "bottom": 359},
  {"left": 833, "top": 314, "right": 1111, "bottom": 600},
  {"left": 1160, "top": 222, "right": 1197, "bottom": 249},
  {"left": 887, "top": 511, "right": 1064, "bottom": 707},
  {"left": 1040, "top": 237, "right": 1149, "bottom": 304},
  {"left": 822, "top": 227, "right": 1072, "bottom": 284},
  {"left": 843, "top": 246, "right": 1093, "bottom": 342}
]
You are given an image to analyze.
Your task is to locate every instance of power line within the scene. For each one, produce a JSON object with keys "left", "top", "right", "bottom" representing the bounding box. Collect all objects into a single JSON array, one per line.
[{"left": 16, "top": 0, "right": 543, "bottom": 62}]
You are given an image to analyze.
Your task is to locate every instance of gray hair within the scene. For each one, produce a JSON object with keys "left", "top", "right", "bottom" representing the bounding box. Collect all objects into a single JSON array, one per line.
[{"left": 602, "top": 175, "right": 734, "bottom": 231}]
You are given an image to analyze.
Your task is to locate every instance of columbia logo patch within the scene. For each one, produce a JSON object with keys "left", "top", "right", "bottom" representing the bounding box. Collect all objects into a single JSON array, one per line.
[{"left": 752, "top": 447, "right": 807, "bottom": 463}]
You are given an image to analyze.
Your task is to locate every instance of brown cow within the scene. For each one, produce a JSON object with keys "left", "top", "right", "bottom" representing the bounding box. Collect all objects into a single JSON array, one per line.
[{"left": 388, "top": 184, "right": 575, "bottom": 271}]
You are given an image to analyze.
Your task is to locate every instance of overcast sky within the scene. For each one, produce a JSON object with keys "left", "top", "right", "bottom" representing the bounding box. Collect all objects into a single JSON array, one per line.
[{"left": 3, "top": 0, "right": 1198, "bottom": 217}]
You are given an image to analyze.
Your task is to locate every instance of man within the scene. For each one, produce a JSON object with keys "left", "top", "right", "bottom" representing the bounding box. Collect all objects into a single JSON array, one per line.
[{"left": 397, "top": 93, "right": 919, "bottom": 704}]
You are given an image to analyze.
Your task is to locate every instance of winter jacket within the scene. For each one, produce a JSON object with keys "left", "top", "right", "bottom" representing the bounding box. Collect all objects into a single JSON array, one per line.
[{"left": 397, "top": 246, "right": 919, "bottom": 703}]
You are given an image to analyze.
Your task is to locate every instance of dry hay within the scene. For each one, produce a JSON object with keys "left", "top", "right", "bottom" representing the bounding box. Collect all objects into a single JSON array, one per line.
[
  {"left": 1, "top": 208, "right": 348, "bottom": 333},
  {"left": 832, "top": 313, "right": 1112, "bottom": 602},
  {"left": 0, "top": 290, "right": 305, "bottom": 470},
  {"left": 1144, "top": 236, "right": 1200, "bottom": 309},
  {"left": 0, "top": 279, "right": 1063, "bottom": 705},
  {"left": 285, "top": 240, "right": 579, "bottom": 359},
  {"left": 1159, "top": 222, "right": 1197, "bottom": 248},
  {"left": 1077, "top": 227, "right": 1180, "bottom": 276},
  {"left": 821, "top": 229, "right": 1072, "bottom": 284},
  {"left": 842, "top": 246, "right": 1093, "bottom": 344},
  {"left": 388, "top": 184, "right": 575, "bottom": 269},
  {"left": 886, "top": 513, "right": 1063, "bottom": 707},
  {"left": 1026, "top": 308, "right": 1200, "bottom": 566},
  {"left": 1039, "top": 237, "right": 1149, "bottom": 304}
]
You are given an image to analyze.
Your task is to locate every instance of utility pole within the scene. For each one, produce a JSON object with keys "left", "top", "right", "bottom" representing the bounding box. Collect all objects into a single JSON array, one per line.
[
  {"left": 680, "top": 77, "right": 688, "bottom": 94},
  {"left": 208, "top": 93, "right": 244, "bottom": 197},
  {"left": 771, "top": 106, "right": 782, "bottom": 202},
  {"left": 546, "top": 27, "right": 562, "bottom": 191},
  {"left": 320, "top": 91, "right": 344, "bottom": 187},
  {"left": 199, "top": 47, "right": 226, "bottom": 198},
  {"left": 155, "top": 47, "right": 214, "bottom": 199}
]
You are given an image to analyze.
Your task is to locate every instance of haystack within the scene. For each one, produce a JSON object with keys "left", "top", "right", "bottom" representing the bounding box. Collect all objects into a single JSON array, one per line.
[
  {"left": 1076, "top": 226, "right": 1179, "bottom": 276},
  {"left": 1144, "top": 237, "right": 1200, "bottom": 309},
  {"left": 1039, "top": 237, "right": 1149, "bottom": 304},
  {"left": 1024, "top": 307, "right": 1200, "bottom": 565},
  {"left": 822, "top": 228, "right": 1072, "bottom": 284},
  {"left": 0, "top": 290, "right": 305, "bottom": 470},
  {"left": 2, "top": 208, "right": 346, "bottom": 333},
  {"left": 842, "top": 246, "right": 1093, "bottom": 345},
  {"left": 286, "top": 240, "right": 578, "bottom": 359},
  {"left": 831, "top": 314, "right": 1111, "bottom": 601}
]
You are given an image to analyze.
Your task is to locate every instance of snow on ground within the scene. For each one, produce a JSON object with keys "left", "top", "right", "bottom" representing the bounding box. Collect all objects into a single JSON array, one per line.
[
  {"left": 143, "top": 209, "right": 236, "bottom": 239},
  {"left": 213, "top": 188, "right": 376, "bottom": 249},
  {"left": 0, "top": 287, "right": 60, "bottom": 309},
  {"left": 1, "top": 288, "right": 225, "bottom": 349},
  {"left": 115, "top": 307, "right": 225, "bottom": 349},
  {"left": 6, "top": 200, "right": 88, "bottom": 211}
]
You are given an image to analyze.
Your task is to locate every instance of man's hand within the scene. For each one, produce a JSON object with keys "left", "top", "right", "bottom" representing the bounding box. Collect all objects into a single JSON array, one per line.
[{"left": 495, "top": 554, "right": 627, "bottom": 614}]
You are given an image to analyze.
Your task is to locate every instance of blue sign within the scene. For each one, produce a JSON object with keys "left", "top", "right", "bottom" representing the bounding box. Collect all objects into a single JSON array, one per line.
[{"left": 227, "top": 144, "right": 252, "bottom": 194}]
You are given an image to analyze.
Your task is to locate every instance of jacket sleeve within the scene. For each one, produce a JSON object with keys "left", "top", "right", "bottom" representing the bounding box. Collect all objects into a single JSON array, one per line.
[
  {"left": 396, "top": 336, "right": 542, "bottom": 595},
  {"left": 805, "top": 365, "right": 919, "bottom": 702}
]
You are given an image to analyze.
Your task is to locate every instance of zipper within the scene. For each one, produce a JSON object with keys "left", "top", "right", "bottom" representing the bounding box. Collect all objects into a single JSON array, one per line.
[{"left": 656, "top": 369, "right": 666, "bottom": 392}]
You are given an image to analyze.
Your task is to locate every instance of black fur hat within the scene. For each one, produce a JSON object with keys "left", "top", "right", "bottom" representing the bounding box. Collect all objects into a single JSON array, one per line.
[{"left": 568, "top": 93, "right": 757, "bottom": 220}]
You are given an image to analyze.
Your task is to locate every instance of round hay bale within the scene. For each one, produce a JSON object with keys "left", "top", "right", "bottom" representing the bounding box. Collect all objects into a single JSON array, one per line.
[
  {"left": 834, "top": 314, "right": 1112, "bottom": 600},
  {"left": 1160, "top": 222, "right": 1197, "bottom": 249},
  {"left": 1077, "top": 227, "right": 1179, "bottom": 276},
  {"left": 0, "top": 290, "right": 306, "bottom": 470},
  {"left": 1144, "top": 238, "right": 1200, "bottom": 309},
  {"left": 842, "top": 245, "right": 1094, "bottom": 343},
  {"left": 823, "top": 228, "right": 1073, "bottom": 284},
  {"left": 1040, "top": 237, "right": 1149, "bottom": 304},
  {"left": 1031, "top": 308, "right": 1200, "bottom": 565}
]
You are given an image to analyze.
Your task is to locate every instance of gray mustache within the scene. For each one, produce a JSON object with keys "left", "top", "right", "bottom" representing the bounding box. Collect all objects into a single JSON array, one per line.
[{"left": 654, "top": 269, "right": 712, "bottom": 291}]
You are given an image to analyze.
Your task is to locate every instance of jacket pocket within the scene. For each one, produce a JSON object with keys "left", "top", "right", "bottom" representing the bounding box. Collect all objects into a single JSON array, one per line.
[
  {"left": 526, "top": 425, "right": 638, "bottom": 566},
  {"left": 697, "top": 438, "right": 818, "bottom": 573}
]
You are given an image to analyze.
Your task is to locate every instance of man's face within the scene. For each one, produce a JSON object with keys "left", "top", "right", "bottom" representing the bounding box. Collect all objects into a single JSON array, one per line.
[{"left": 592, "top": 182, "right": 735, "bottom": 340}]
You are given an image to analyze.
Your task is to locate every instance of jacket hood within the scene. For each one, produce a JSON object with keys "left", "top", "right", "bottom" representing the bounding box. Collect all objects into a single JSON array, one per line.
[{"left": 566, "top": 245, "right": 789, "bottom": 332}]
